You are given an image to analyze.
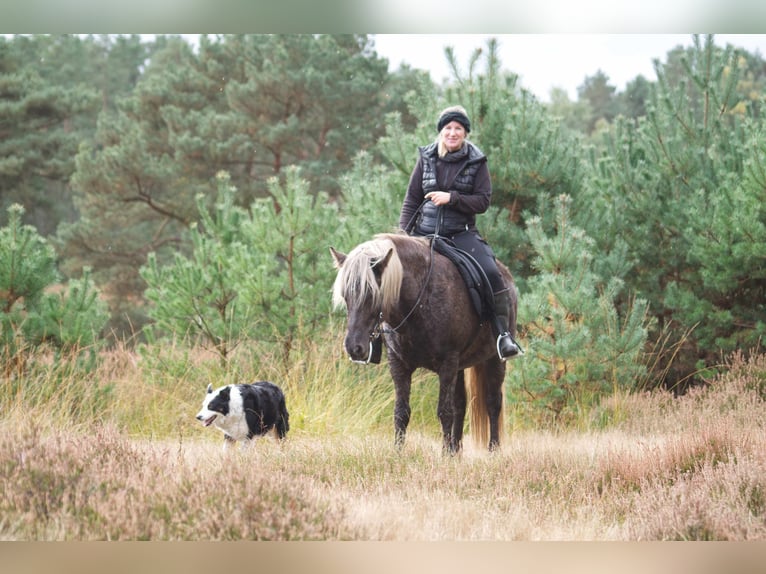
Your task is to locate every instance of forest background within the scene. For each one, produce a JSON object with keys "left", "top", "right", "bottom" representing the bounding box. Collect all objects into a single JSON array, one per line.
[
  {"left": 2, "top": 32, "right": 766, "bottom": 422},
  {"left": 3, "top": 33, "right": 766, "bottom": 543}
]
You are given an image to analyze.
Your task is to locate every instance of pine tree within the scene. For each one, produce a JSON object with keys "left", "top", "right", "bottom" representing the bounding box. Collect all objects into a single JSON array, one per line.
[
  {"left": 673, "top": 128, "right": 766, "bottom": 354},
  {"left": 60, "top": 34, "right": 408, "bottom": 337},
  {"left": 0, "top": 35, "right": 151, "bottom": 237},
  {"left": 547, "top": 86, "right": 593, "bottom": 134},
  {"left": 0, "top": 204, "right": 57, "bottom": 317},
  {"left": 25, "top": 267, "right": 108, "bottom": 351},
  {"left": 57, "top": 38, "right": 207, "bottom": 336},
  {"left": 618, "top": 75, "right": 652, "bottom": 120},
  {"left": 1, "top": 204, "right": 107, "bottom": 369},
  {"left": 577, "top": 70, "right": 619, "bottom": 133},
  {"left": 158, "top": 34, "right": 392, "bottom": 202},
  {"left": 141, "top": 168, "right": 342, "bottom": 364},
  {"left": 141, "top": 172, "right": 252, "bottom": 364},
  {"left": 0, "top": 36, "right": 100, "bottom": 234},
  {"left": 508, "top": 195, "right": 650, "bottom": 422},
  {"left": 578, "top": 35, "right": 764, "bottom": 384},
  {"left": 238, "top": 167, "right": 341, "bottom": 358},
  {"left": 335, "top": 150, "right": 408, "bottom": 244}
]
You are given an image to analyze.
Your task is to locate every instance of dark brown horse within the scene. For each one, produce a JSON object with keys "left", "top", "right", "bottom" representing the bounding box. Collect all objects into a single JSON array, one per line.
[{"left": 330, "top": 233, "right": 519, "bottom": 453}]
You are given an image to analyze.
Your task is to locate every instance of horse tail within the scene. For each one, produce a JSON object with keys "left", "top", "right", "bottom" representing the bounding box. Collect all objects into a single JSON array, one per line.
[{"left": 465, "top": 364, "right": 505, "bottom": 450}]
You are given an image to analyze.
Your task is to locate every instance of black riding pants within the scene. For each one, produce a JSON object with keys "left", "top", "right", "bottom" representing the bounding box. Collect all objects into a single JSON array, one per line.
[
  {"left": 414, "top": 228, "right": 505, "bottom": 294},
  {"left": 448, "top": 231, "right": 505, "bottom": 294}
]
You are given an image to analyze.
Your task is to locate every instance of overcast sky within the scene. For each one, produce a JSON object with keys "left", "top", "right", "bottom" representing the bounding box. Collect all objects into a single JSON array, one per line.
[{"left": 372, "top": 34, "right": 766, "bottom": 101}]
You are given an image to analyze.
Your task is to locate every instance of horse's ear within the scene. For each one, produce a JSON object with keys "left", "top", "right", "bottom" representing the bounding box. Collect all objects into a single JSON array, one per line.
[
  {"left": 206, "top": 383, "right": 213, "bottom": 394},
  {"left": 372, "top": 248, "right": 394, "bottom": 276},
  {"left": 330, "top": 247, "right": 347, "bottom": 269}
]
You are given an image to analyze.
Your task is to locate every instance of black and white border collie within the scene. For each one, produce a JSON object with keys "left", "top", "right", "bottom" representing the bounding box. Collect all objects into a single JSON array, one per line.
[{"left": 196, "top": 381, "right": 289, "bottom": 447}]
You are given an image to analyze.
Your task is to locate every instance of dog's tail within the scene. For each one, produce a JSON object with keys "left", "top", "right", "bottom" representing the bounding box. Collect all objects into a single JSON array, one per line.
[{"left": 277, "top": 396, "right": 290, "bottom": 438}]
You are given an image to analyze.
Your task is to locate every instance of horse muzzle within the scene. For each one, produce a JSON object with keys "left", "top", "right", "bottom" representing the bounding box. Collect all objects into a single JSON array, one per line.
[{"left": 345, "top": 334, "right": 383, "bottom": 364}]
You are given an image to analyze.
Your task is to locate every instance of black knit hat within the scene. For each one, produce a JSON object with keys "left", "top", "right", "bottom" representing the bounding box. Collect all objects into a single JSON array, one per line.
[{"left": 437, "top": 110, "right": 471, "bottom": 133}]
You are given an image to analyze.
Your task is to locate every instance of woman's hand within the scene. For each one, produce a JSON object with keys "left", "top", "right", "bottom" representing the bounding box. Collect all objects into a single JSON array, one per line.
[{"left": 425, "top": 191, "right": 451, "bottom": 206}]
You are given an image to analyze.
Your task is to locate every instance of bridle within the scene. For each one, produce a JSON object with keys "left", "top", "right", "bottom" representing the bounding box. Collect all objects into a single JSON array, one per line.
[
  {"left": 352, "top": 221, "right": 440, "bottom": 364},
  {"left": 350, "top": 315, "right": 386, "bottom": 365}
]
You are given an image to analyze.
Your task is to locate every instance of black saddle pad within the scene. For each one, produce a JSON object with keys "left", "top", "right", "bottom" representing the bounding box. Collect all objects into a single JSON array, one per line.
[{"left": 431, "top": 237, "right": 494, "bottom": 321}]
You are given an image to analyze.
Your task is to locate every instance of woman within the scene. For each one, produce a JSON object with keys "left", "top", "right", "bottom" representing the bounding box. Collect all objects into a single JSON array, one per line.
[{"left": 399, "top": 105, "right": 521, "bottom": 361}]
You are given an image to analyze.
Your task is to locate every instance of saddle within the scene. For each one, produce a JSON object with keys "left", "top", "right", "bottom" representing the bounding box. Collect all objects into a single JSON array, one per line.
[{"left": 431, "top": 236, "right": 495, "bottom": 322}]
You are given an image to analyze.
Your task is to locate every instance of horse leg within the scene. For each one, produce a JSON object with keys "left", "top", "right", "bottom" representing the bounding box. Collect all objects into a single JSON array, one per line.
[
  {"left": 484, "top": 358, "right": 506, "bottom": 451},
  {"left": 437, "top": 358, "right": 460, "bottom": 454},
  {"left": 391, "top": 364, "right": 413, "bottom": 448},
  {"left": 452, "top": 369, "right": 467, "bottom": 450}
]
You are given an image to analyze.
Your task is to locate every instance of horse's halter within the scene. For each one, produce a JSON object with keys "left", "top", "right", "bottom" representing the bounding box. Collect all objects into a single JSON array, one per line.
[{"left": 351, "top": 313, "right": 385, "bottom": 365}]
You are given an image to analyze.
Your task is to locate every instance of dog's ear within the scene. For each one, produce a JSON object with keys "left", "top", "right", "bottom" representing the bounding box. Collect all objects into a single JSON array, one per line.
[{"left": 206, "top": 383, "right": 213, "bottom": 394}]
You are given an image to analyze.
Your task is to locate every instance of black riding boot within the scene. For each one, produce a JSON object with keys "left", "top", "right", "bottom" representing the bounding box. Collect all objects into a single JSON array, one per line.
[{"left": 492, "top": 289, "right": 523, "bottom": 361}]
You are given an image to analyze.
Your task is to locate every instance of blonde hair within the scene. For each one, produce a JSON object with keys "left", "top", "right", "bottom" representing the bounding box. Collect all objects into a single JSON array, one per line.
[
  {"left": 332, "top": 235, "right": 403, "bottom": 314},
  {"left": 437, "top": 105, "right": 470, "bottom": 157}
]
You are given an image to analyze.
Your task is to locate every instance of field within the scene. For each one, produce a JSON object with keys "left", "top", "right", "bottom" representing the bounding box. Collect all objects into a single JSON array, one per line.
[{"left": 1, "top": 337, "right": 765, "bottom": 541}]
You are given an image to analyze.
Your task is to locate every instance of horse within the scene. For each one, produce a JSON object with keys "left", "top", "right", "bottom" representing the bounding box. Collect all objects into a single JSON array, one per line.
[{"left": 330, "top": 232, "right": 519, "bottom": 453}]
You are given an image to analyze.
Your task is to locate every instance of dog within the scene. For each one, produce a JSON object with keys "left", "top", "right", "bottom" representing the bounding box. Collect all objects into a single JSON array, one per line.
[{"left": 195, "top": 381, "right": 289, "bottom": 447}]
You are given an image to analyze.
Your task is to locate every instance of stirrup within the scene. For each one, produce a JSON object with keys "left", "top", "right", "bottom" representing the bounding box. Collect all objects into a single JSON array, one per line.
[{"left": 496, "top": 333, "right": 523, "bottom": 361}]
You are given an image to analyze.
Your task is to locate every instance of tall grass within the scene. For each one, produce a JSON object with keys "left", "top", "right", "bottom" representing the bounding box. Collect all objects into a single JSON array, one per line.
[
  {"left": 1, "top": 336, "right": 764, "bottom": 540},
  {"left": 0, "top": 330, "right": 444, "bottom": 440}
]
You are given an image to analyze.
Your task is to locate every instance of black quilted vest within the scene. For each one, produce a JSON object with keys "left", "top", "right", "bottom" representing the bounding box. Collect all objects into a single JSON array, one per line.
[{"left": 416, "top": 142, "right": 486, "bottom": 236}]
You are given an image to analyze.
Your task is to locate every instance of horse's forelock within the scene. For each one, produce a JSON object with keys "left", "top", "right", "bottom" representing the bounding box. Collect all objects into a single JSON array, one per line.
[
  {"left": 377, "top": 237, "right": 403, "bottom": 313},
  {"left": 332, "top": 236, "right": 402, "bottom": 312}
]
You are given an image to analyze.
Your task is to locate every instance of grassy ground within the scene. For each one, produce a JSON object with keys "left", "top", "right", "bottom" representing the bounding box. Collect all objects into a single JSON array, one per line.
[{"left": 1, "top": 339, "right": 765, "bottom": 540}]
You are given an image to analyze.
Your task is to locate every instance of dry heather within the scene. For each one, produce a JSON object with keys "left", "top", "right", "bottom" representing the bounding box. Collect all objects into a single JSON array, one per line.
[{"left": 0, "top": 348, "right": 764, "bottom": 540}]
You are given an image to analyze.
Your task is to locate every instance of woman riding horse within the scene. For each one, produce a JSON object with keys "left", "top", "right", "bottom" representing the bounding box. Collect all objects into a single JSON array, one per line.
[
  {"left": 399, "top": 105, "right": 521, "bottom": 361},
  {"left": 331, "top": 233, "right": 518, "bottom": 452}
]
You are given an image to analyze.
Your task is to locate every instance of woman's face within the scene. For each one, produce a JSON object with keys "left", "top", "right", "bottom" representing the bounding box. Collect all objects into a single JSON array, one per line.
[{"left": 440, "top": 121, "right": 466, "bottom": 152}]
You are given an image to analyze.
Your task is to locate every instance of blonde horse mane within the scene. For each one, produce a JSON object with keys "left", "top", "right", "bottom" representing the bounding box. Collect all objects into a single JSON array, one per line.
[{"left": 332, "top": 234, "right": 405, "bottom": 314}]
